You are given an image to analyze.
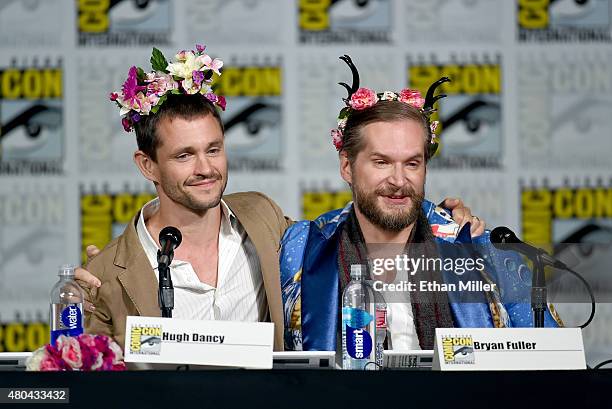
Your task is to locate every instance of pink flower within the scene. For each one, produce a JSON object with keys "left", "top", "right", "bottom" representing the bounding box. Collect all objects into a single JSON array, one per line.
[
  {"left": 349, "top": 88, "right": 378, "bottom": 110},
  {"left": 122, "top": 117, "right": 132, "bottom": 132},
  {"left": 59, "top": 336, "right": 83, "bottom": 369},
  {"left": 121, "top": 66, "right": 146, "bottom": 106},
  {"left": 217, "top": 95, "right": 227, "bottom": 111},
  {"left": 146, "top": 72, "right": 178, "bottom": 97},
  {"left": 175, "top": 50, "right": 188, "bottom": 62},
  {"left": 430, "top": 120, "right": 439, "bottom": 134},
  {"left": 40, "top": 356, "right": 61, "bottom": 371},
  {"left": 195, "top": 44, "right": 206, "bottom": 53},
  {"left": 109, "top": 92, "right": 118, "bottom": 101},
  {"left": 398, "top": 88, "right": 425, "bottom": 109},
  {"left": 197, "top": 54, "right": 223, "bottom": 75},
  {"left": 331, "top": 129, "right": 343, "bottom": 151}
]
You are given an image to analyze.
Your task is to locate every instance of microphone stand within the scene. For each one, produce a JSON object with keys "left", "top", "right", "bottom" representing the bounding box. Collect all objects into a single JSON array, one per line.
[
  {"left": 529, "top": 253, "right": 547, "bottom": 328},
  {"left": 157, "top": 249, "right": 174, "bottom": 318}
]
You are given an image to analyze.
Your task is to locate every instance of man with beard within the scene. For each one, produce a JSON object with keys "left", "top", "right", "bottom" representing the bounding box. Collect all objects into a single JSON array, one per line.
[
  {"left": 78, "top": 47, "right": 482, "bottom": 353},
  {"left": 280, "top": 57, "right": 561, "bottom": 352}
]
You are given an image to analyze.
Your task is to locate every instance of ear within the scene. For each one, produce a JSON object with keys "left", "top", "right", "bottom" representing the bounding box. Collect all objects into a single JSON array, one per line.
[
  {"left": 339, "top": 151, "right": 353, "bottom": 185},
  {"left": 134, "top": 150, "right": 159, "bottom": 183}
]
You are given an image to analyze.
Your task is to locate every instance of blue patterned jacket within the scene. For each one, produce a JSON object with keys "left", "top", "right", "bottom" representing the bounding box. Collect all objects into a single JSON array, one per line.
[{"left": 280, "top": 200, "right": 561, "bottom": 351}]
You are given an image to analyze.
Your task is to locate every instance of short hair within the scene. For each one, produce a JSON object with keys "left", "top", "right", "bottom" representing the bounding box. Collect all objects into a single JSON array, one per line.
[
  {"left": 134, "top": 94, "right": 224, "bottom": 161},
  {"left": 341, "top": 100, "right": 431, "bottom": 163}
]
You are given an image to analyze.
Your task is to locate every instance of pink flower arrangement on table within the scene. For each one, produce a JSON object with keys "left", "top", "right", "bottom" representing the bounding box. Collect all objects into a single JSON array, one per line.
[
  {"left": 26, "top": 334, "right": 126, "bottom": 371},
  {"left": 110, "top": 43, "right": 226, "bottom": 132}
]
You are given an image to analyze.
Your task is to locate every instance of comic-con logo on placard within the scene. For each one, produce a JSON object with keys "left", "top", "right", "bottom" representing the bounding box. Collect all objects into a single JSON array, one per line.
[
  {"left": 408, "top": 54, "right": 502, "bottom": 169},
  {"left": 77, "top": 0, "right": 172, "bottom": 46},
  {"left": 216, "top": 58, "right": 283, "bottom": 171},
  {"left": 299, "top": 0, "right": 392, "bottom": 44},
  {"left": 518, "top": 0, "right": 611, "bottom": 42},
  {"left": 442, "top": 336, "right": 475, "bottom": 365},
  {"left": 0, "top": 59, "right": 63, "bottom": 175},
  {"left": 80, "top": 185, "right": 155, "bottom": 264},
  {"left": 130, "top": 325, "right": 162, "bottom": 355}
]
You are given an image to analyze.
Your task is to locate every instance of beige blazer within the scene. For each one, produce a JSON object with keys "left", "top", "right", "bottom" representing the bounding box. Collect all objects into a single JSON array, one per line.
[{"left": 83, "top": 192, "right": 291, "bottom": 351}]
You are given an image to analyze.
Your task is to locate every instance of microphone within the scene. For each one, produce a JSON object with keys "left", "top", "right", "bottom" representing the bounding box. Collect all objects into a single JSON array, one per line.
[
  {"left": 157, "top": 226, "right": 181, "bottom": 318},
  {"left": 157, "top": 226, "right": 182, "bottom": 270},
  {"left": 490, "top": 226, "right": 566, "bottom": 269}
]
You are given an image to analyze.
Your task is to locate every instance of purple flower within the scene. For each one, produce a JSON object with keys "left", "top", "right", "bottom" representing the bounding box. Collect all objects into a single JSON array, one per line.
[
  {"left": 121, "top": 67, "right": 146, "bottom": 105},
  {"left": 205, "top": 93, "right": 218, "bottom": 103},
  {"left": 131, "top": 112, "right": 141, "bottom": 122},
  {"left": 196, "top": 44, "right": 206, "bottom": 53},
  {"left": 192, "top": 70, "right": 205, "bottom": 86}
]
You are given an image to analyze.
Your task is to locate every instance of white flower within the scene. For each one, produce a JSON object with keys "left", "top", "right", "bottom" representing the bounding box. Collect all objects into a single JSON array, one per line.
[
  {"left": 25, "top": 347, "right": 47, "bottom": 371},
  {"left": 167, "top": 51, "right": 199, "bottom": 79},
  {"left": 380, "top": 91, "right": 397, "bottom": 101}
]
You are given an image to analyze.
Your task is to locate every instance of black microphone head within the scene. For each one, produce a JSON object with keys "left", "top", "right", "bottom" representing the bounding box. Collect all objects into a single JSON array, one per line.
[
  {"left": 159, "top": 226, "right": 182, "bottom": 248},
  {"left": 490, "top": 226, "right": 520, "bottom": 249}
]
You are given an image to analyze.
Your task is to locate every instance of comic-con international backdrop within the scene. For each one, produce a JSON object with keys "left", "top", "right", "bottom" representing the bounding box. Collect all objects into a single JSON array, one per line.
[{"left": 0, "top": 0, "right": 610, "bottom": 364}]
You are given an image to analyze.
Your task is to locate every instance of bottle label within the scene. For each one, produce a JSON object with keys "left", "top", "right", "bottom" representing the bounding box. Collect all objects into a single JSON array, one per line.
[
  {"left": 61, "top": 305, "right": 82, "bottom": 331},
  {"left": 342, "top": 307, "right": 373, "bottom": 360},
  {"left": 50, "top": 304, "right": 83, "bottom": 345}
]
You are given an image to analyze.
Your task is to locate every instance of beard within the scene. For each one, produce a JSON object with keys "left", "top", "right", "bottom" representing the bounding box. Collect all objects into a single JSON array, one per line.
[
  {"left": 353, "top": 180, "right": 424, "bottom": 233},
  {"left": 160, "top": 171, "right": 226, "bottom": 212}
]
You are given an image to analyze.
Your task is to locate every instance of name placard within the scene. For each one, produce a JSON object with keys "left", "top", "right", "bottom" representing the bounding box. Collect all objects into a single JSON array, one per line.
[
  {"left": 124, "top": 316, "right": 274, "bottom": 369},
  {"left": 432, "top": 328, "right": 586, "bottom": 371}
]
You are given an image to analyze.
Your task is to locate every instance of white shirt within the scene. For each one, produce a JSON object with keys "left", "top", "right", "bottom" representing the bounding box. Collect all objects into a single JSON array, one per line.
[
  {"left": 386, "top": 268, "right": 420, "bottom": 350},
  {"left": 136, "top": 198, "right": 267, "bottom": 322}
]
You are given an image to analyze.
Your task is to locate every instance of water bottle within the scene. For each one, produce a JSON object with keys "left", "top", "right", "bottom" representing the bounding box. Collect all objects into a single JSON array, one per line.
[
  {"left": 375, "top": 301, "right": 387, "bottom": 368},
  {"left": 342, "top": 264, "right": 376, "bottom": 370},
  {"left": 50, "top": 265, "right": 84, "bottom": 345}
]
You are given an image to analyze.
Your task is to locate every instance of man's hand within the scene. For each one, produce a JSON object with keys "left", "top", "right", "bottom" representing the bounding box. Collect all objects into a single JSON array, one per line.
[
  {"left": 439, "top": 197, "right": 486, "bottom": 237},
  {"left": 76, "top": 245, "right": 102, "bottom": 312}
]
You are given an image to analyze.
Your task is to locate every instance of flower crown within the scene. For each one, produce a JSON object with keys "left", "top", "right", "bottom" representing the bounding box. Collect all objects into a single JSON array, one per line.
[
  {"left": 110, "top": 44, "right": 226, "bottom": 132},
  {"left": 332, "top": 55, "right": 450, "bottom": 159}
]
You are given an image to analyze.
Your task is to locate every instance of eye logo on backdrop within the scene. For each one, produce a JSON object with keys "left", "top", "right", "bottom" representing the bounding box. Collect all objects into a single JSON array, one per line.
[
  {"left": 298, "top": 0, "right": 392, "bottom": 43},
  {"left": 518, "top": 52, "right": 612, "bottom": 169},
  {"left": 521, "top": 178, "right": 612, "bottom": 246},
  {"left": 216, "top": 57, "right": 283, "bottom": 171},
  {"left": 405, "top": 0, "right": 502, "bottom": 43},
  {"left": 0, "top": 58, "right": 63, "bottom": 175},
  {"left": 408, "top": 54, "right": 503, "bottom": 169},
  {"left": 184, "top": 0, "right": 283, "bottom": 44},
  {"left": 0, "top": 183, "right": 63, "bottom": 352},
  {"left": 80, "top": 184, "right": 155, "bottom": 264},
  {"left": 0, "top": 0, "right": 63, "bottom": 47},
  {"left": 517, "top": 0, "right": 611, "bottom": 42},
  {"left": 77, "top": 0, "right": 172, "bottom": 46}
]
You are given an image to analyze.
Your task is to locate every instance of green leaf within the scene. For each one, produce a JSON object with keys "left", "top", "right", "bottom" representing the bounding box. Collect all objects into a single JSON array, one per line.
[
  {"left": 136, "top": 67, "right": 146, "bottom": 81},
  {"left": 339, "top": 107, "right": 350, "bottom": 119},
  {"left": 151, "top": 47, "right": 169, "bottom": 72},
  {"left": 170, "top": 89, "right": 181, "bottom": 94},
  {"left": 151, "top": 94, "right": 168, "bottom": 114}
]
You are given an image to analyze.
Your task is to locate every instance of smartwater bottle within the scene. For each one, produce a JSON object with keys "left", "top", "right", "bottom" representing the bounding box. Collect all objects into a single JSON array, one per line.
[
  {"left": 342, "top": 264, "right": 376, "bottom": 370},
  {"left": 50, "top": 265, "right": 84, "bottom": 345}
]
